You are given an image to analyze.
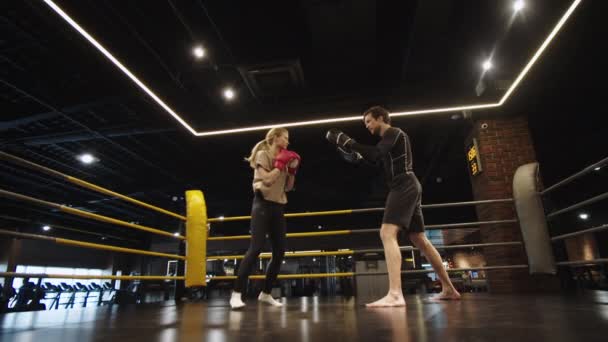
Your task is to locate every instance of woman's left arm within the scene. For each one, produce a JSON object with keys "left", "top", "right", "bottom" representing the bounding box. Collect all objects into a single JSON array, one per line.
[{"left": 285, "top": 174, "right": 295, "bottom": 192}]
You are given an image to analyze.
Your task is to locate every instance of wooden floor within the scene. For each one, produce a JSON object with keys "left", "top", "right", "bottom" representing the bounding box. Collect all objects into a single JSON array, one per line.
[{"left": 2, "top": 292, "right": 608, "bottom": 341}]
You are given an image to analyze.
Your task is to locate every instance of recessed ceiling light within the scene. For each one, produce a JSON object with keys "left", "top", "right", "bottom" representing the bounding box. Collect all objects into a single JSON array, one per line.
[
  {"left": 223, "top": 88, "right": 235, "bottom": 101},
  {"left": 482, "top": 60, "right": 493, "bottom": 71},
  {"left": 192, "top": 45, "right": 205, "bottom": 59},
  {"left": 77, "top": 153, "right": 96, "bottom": 164}
]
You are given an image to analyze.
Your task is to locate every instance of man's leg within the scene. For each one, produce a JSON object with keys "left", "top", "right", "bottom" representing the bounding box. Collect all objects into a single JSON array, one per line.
[
  {"left": 366, "top": 223, "right": 406, "bottom": 307},
  {"left": 409, "top": 232, "right": 461, "bottom": 300}
]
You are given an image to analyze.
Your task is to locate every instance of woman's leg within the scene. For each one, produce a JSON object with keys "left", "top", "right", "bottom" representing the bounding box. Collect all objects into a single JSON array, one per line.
[
  {"left": 234, "top": 199, "right": 269, "bottom": 293},
  {"left": 262, "top": 204, "right": 286, "bottom": 294}
]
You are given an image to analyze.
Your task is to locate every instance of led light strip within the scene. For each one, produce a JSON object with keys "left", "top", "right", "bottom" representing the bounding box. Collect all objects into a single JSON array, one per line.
[
  {"left": 43, "top": 0, "right": 582, "bottom": 137},
  {"left": 499, "top": 0, "right": 582, "bottom": 105},
  {"left": 42, "top": 0, "right": 198, "bottom": 136}
]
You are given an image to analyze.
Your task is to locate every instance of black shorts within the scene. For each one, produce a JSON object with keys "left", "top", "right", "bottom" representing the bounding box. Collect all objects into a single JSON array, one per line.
[{"left": 382, "top": 174, "right": 425, "bottom": 233}]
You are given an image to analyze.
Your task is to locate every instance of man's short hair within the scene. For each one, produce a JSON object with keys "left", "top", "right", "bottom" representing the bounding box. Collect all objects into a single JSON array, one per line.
[{"left": 363, "top": 106, "right": 391, "bottom": 124}]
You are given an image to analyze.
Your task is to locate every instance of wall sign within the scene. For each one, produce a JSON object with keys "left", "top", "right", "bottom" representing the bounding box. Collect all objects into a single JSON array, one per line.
[{"left": 467, "top": 138, "right": 483, "bottom": 176}]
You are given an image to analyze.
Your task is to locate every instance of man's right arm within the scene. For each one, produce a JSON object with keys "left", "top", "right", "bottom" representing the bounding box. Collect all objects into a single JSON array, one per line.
[{"left": 350, "top": 128, "right": 397, "bottom": 163}]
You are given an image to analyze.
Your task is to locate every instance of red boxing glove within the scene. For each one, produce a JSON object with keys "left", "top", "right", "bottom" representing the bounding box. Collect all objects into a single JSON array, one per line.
[
  {"left": 287, "top": 151, "right": 301, "bottom": 175},
  {"left": 273, "top": 149, "right": 300, "bottom": 172}
]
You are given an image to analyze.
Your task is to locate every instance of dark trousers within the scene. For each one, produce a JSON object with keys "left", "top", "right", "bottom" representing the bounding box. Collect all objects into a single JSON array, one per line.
[{"left": 234, "top": 192, "right": 286, "bottom": 294}]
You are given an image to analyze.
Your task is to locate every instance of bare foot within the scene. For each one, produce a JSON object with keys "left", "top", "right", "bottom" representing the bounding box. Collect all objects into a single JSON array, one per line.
[
  {"left": 365, "top": 293, "right": 406, "bottom": 307},
  {"left": 431, "top": 289, "right": 461, "bottom": 301}
]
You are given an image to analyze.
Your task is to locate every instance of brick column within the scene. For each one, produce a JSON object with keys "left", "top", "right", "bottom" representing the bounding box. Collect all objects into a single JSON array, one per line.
[{"left": 466, "top": 114, "right": 558, "bottom": 292}]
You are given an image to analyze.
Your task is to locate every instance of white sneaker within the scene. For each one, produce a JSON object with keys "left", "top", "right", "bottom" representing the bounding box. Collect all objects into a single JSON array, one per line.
[
  {"left": 258, "top": 292, "right": 283, "bottom": 307},
  {"left": 230, "top": 291, "right": 245, "bottom": 309}
]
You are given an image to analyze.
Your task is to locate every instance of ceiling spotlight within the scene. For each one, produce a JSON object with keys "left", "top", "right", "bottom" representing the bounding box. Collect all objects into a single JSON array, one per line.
[
  {"left": 312, "top": 258, "right": 316, "bottom": 262},
  {"left": 77, "top": 153, "right": 96, "bottom": 164},
  {"left": 317, "top": 225, "right": 323, "bottom": 230},
  {"left": 192, "top": 45, "right": 205, "bottom": 59},
  {"left": 482, "top": 60, "right": 493, "bottom": 71},
  {"left": 42, "top": 225, "right": 51, "bottom": 231},
  {"left": 594, "top": 167, "right": 602, "bottom": 171},
  {"left": 223, "top": 88, "right": 235, "bottom": 101},
  {"left": 173, "top": 232, "right": 180, "bottom": 236},
  {"left": 578, "top": 213, "right": 589, "bottom": 220},
  {"left": 514, "top": 0, "right": 525, "bottom": 12},
  {"left": 218, "top": 216, "right": 225, "bottom": 221}
]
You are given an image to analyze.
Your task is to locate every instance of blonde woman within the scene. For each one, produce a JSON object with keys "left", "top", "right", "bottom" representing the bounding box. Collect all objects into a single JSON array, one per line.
[{"left": 230, "top": 127, "right": 300, "bottom": 309}]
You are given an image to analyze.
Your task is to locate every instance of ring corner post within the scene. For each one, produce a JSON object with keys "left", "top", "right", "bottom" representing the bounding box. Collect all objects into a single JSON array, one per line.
[{"left": 185, "top": 190, "right": 208, "bottom": 288}]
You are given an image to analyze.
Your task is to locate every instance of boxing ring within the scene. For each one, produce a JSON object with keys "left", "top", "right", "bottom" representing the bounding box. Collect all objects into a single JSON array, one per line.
[
  {"left": 3, "top": 151, "right": 605, "bottom": 295},
  {"left": 1, "top": 152, "right": 607, "bottom": 341}
]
